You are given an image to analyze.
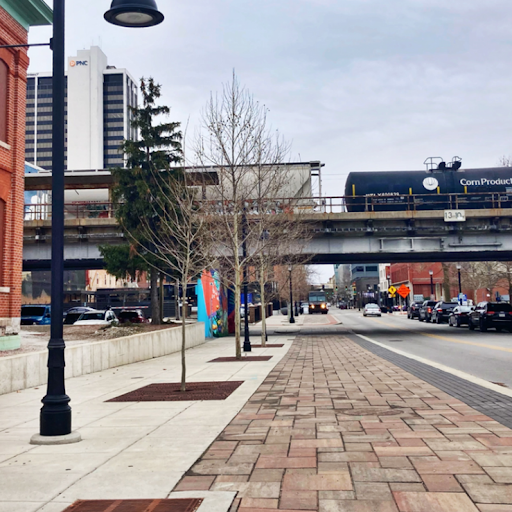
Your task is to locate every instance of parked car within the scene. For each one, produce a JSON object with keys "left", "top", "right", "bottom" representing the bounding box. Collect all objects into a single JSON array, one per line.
[
  {"left": 20, "top": 304, "right": 51, "bottom": 326},
  {"left": 449, "top": 305, "right": 474, "bottom": 327},
  {"left": 407, "top": 302, "right": 421, "bottom": 319},
  {"left": 63, "top": 306, "right": 95, "bottom": 325},
  {"left": 431, "top": 301, "right": 458, "bottom": 324},
  {"left": 117, "top": 309, "right": 148, "bottom": 324},
  {"left": 74, "top": 309, "right": 118, "bottom": 326},
  {"left": 363, "top": 303, "right": 381, "bottom": 317},
  {"left": 418, "top": 300, "right": 438, "bottom": 322},
  {"left": 469, "top": 302, "right": 512, "bottom": 332}
]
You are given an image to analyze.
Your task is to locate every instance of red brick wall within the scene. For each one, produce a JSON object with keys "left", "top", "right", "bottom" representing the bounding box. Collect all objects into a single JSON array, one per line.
[{"left": 0, "top": 8, "right": 29, "bottom": 333}]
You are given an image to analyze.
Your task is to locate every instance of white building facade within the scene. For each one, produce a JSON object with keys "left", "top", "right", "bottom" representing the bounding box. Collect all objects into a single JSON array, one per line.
[{"left": 25, "top": 46, "right": 137, "bottom": 171}]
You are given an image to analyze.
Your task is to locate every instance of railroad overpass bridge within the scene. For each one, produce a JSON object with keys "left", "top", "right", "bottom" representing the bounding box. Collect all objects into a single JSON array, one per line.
[{"left": 23, "top": 199, "right": 512, "bottom": 270}]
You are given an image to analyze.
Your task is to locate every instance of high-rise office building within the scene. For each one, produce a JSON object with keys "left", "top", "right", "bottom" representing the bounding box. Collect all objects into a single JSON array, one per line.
[{"left": 25, "top": 46, "right": 137, "bottom": 171}]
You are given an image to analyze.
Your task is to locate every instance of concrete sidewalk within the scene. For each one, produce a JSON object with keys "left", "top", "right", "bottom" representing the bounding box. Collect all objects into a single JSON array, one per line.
[
  {"left": 4, "top": 321, "right": 512, "bottom": 511},
  {"left": 178, "top": 333, "right": 512, "bottom": 512},
  {"left": 0, "top": 335, "right": 294, "bottom": 512}
]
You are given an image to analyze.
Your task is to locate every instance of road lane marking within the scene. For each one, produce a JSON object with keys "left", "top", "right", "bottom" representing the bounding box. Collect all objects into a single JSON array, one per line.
[
  {"left": 372, "top": 318, "right": 512, "bottom": 354},
  {"left": 354, "top": 333, "right": 512, "bottom": 399}
]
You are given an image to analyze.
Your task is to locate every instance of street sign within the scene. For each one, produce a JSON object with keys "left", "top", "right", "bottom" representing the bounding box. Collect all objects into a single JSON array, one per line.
[
  {"left": 413, "top": 294, "right": 424, "bottom": 302},
  {"left": 388, "top": 285, "right": 397, "bottom": 295},
  {"left": 397, "top": 284, "right": 411, "bottom": 299},
  {"left": 389, "top": 293, "right": 396, "bottom": 299},
  {"left": 444, "top": 210, "right": 466, "bottom": 222}
]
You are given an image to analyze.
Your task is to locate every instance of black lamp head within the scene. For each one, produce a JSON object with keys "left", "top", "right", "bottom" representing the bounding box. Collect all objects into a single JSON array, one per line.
[{"left": 104, "top": 0, "right": 164, "bottom": 28}]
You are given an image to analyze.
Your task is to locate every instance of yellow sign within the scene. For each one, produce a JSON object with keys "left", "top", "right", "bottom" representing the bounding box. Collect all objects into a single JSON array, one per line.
[
  {"left": 389, "top": 293, "right": 396, "bottom": 299},
  {"left": 388, "top": 285, "right": 397, "bottom": 295}
]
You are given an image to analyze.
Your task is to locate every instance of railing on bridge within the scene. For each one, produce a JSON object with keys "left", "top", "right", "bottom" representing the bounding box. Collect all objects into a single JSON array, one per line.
[
  {"left": 24, "top": 202, "right": 115, "bottom": 221},
  {"left": 24, "top": 192, "right": 512, "bottom": 221}
]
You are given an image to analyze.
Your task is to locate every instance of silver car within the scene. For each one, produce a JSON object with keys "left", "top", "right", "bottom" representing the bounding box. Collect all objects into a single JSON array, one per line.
[{"left": 363, "top": 304, "right": 381, "bottom": 317}]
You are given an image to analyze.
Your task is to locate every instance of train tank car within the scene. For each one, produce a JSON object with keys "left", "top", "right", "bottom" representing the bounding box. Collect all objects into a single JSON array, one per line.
[{"left": 344, "top": 167, "right": 512, "bottom": 212}]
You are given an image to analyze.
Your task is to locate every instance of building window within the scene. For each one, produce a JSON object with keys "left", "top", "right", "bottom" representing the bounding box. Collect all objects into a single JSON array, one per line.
[{"left": 0, "top": 59, "right": 8, "bottom": 143}]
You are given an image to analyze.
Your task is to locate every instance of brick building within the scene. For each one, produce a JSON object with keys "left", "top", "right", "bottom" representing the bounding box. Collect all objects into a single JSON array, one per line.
[
  {"left": 390, "top": 263, "right": 445, "bottom": 302},
  {"left": 0, "top": 0, "right": 52, "bottom": 350},
  {"left": 389, "top": 262, "right": 511, "bottom": 304}
]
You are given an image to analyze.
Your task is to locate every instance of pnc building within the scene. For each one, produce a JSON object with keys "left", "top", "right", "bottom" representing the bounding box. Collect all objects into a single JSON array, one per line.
[
  {"left": 0, "top": 0, "right": 52, "bottom": 349},
  {"left": 25, "top": 46, "right": 138, "bottom": 171}
]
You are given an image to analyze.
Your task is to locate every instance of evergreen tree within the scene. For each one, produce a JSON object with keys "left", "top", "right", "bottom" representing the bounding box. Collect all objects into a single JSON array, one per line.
[{"left": 102, "top": 78, "right": 182, "bottom": 323}]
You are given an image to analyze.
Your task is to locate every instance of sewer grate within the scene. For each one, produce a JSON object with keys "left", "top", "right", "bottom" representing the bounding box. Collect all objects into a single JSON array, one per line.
[
  {"left": 387, "top": 339, "right": 403, "bottom": 342},
  {"left": 63, "top": 498, "right": 203, "bottom": 512},
  {"left": 208, "top": 356, "right": 272, "bottom": 363},
  {"left": 106, "top": 382, "right": 243, "bottom": 402},
  {"left": 250, "top": 344, "right": 284, "bottom": 348}
]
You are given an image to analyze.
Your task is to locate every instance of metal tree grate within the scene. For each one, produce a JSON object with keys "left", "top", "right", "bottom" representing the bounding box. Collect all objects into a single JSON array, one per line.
[
  {"left": 107, "top": 382, "right": 243, "bottom": 402},
  {"left": 63, "top": 498, "right": 203, "bottom": 511},
  {"left": 208, "top": 356, "right": 273, "bottom": 363}
]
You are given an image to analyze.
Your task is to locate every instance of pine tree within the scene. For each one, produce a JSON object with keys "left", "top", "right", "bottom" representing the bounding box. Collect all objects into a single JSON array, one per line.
[{"left": 103, "top": 78, "right": 182, "bottom": 323}]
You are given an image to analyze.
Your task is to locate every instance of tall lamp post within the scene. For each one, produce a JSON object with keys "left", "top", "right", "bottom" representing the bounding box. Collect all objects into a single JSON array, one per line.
[
  {"left": 457, "top": 264, "right": 462, "bottom": 296},
  {"left": 31, "top": 0, "right": 164, "bottom": 444},
  {"left": 288, "top": 265, "right": 295, "bottom": 324},
  {"left": 429, "top": 270, "right": 434, "bottom": 300},
  {"left": 242, "top": 210, "right": 251, "bottom": 352}
]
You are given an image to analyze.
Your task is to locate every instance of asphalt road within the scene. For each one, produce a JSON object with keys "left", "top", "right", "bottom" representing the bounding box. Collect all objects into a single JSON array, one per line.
[{"left": 332, "top": 307, "right": 512, "bottom": 389}]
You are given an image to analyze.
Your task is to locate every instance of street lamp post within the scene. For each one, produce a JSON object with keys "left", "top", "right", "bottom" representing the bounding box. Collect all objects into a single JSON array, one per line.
[
  {"left": 429, "top": 270, "right": 434, "bottom": 300},
  {"left": 288, "top": 265, "right": 295, "bottom": 324},
  {"left": 242, "top": 210, "right": 251, "bottom": 352},
  {"left": 457, "top": 264, "right": 462, "bottom": 296},
  {"left": 32, "top": 0, "right": 164, "bottom": 444}
]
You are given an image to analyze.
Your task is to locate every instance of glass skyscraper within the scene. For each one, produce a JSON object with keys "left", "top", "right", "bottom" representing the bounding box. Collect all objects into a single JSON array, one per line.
[{"left": 25, "top": 46, "right": 137, "bottom": 171}]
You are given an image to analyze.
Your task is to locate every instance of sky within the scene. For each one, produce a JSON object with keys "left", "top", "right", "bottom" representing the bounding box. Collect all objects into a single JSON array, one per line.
[{"left": 27, "top": 0, "right": 512, "bottom": 282}]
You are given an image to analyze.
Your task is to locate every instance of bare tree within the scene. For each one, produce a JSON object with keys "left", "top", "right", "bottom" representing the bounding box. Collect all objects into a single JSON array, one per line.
[
  {"left": 274, "top": 265, "right": 315, "bottom": 304},
  {"left": 460, "top": 262, "right": 501, "bottom": 303},
  {"left": 441, "top": 263, "right": 452, "bottom": 300},
  {"left": 499, "top": 156, "right": 512, "bottom": 167},
  {"left": 194, "top": 73, "right": 310, "bottom": 356},
  {"left": 495, "top": 262, "right": 512, "bottom": 302},
  {"left": 128, "top": 172, "right": 213, "bottom": 392},
  {"left": 249, "top": 171, "right": 312, "bottom": 345}
]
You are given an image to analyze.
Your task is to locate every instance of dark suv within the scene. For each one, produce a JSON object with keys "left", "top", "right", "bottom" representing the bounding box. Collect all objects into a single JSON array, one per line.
[
  {"left": 418, "top": 300, "right": 437, "bottom": 322},
  {"left": 118, "top": 309, "right": 148, "bottom": 324},
  {"left": 407, "top": 302, "right": 421, "bottom": 319},
  {"left": 431, "top": 302, "right": 458, "bottom": 324},
  {"left": 469, "top": 302, "right": 512, "bottom": 332}
]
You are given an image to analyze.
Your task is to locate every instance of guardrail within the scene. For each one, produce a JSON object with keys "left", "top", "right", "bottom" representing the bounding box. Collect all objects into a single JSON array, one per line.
[
  {"left": 24, "top": 202, "right": 115, "bottom": 221},
  {"left": 24, "top": 192, "right": 512, "bottom": 220}
]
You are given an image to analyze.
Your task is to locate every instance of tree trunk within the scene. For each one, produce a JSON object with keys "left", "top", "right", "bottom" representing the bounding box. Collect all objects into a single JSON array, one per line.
[
  {"left": 260, "top": 257, "right": 266, "bottom": 347},
  {"left": 234, "top": 265, "right": 242, "bottom": 359},
  {"left": 150, "top": 271, "right": 161, "bottom": 324},
  {"left": 180, "top": 277, "right": 187, "bottom": 392},
  {"left": 442, "top": 263, "right": 451, "bottom": 301}
]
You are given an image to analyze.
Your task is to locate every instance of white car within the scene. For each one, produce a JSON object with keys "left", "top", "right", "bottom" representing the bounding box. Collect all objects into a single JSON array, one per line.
[
  {"left": 73, "top": 309, "right": 118, "bottom": 326},
  {"left": 363, "top": 304, "right": 382, "bottom": 317}
]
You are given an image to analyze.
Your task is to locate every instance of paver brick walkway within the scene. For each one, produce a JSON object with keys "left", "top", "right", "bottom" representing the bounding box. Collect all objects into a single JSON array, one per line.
[{"left": 174, "top": 335, "right": 512, "bottom": 511}]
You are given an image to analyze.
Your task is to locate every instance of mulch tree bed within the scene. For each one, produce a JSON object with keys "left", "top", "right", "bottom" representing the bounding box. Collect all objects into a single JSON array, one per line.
[
  {"left": 249, "top": 344, "right": 284, "bottom": 348},
  {"left": 208, "top": 356, "right": 273, "bottom": 363},
  {"left": 106, "top": 382, "right": 243, "bottom": 402},
  {"left": 63, "top": 499, "right": 203, "bottom": 512}
]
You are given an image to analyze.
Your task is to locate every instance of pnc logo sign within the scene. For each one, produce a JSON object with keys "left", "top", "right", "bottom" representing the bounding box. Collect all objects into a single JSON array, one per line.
[{"left": 69, "top": 60, "right": 88, "bottom": 67}]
